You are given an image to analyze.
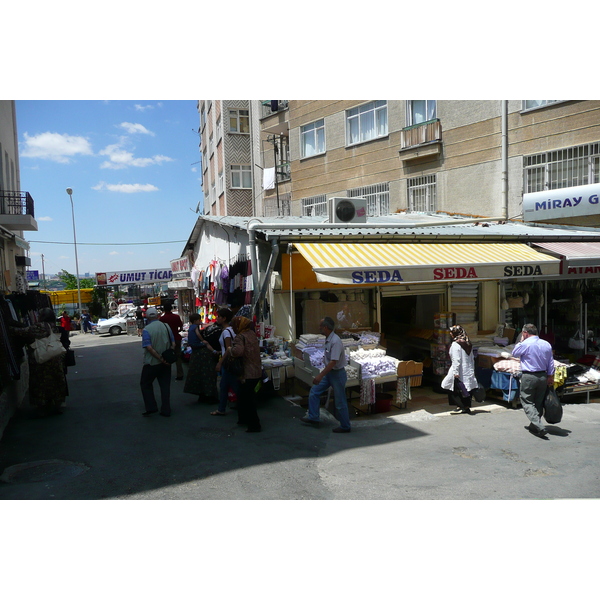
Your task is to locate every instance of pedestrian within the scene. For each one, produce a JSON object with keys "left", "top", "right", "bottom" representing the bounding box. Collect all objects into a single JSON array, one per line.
[
  {"left": 511, "top": 323, "right": 555, "bottom": 438},
  {"left": 301, "top": 316, "right": 352, "bottom": 433},
  {"left": 140, "top": 306, "right": 175, "bottom": 417},
  {"left": 60, "top": 311, "right": 72, "bottom": 332},
  {"left": 222, "top": 316, "right": 262, "bottom": 432},
  {"left": 135, "top": 306, "right": 144, "bottom": 337},
  {"left": 160, "top": 300, "right": 184, "bottom": 380},
  {"left": 441, "top": 325, "right": 478, "bottom": 414},
  {"left": 183, "top": 313, "right": 220, "bottom": 403},
  {"left": 210, "top": 307, "right": 237, "bottom": 416},
  {"left": 81, "top": 309, "right": 93, "bottom": 333},
  {"left": 9, "top": 307, "right": 68, "bottom": 417}
]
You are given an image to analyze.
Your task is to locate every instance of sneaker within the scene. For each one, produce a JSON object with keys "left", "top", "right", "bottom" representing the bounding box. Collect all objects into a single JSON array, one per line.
[{"left": 301, "top": 416, "right": 320, "bottom": 426}]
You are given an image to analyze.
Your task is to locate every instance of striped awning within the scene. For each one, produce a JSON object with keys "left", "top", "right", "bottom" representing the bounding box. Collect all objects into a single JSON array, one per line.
[
  {"left": 533, "top": 242, "right": 600, "bottom": 277},
  {"left": 294, "top": 242, "right": 561, "bottom": 285}
]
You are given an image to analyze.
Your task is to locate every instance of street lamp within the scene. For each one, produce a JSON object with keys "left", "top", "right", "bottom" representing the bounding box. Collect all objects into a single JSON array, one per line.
[{"left": 66, "top": 187, "right": 82, "bottom": 318}]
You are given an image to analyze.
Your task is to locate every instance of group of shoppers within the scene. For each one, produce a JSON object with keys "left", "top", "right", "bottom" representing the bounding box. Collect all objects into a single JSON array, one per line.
[{"left": 143, "top": 304, "right": 263, "bottom": 432}]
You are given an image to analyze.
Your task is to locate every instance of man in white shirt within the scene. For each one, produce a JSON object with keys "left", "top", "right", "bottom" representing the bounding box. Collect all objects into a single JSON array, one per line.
[{"left": 301, "top": 317, "right": 352, "bottom": 433}]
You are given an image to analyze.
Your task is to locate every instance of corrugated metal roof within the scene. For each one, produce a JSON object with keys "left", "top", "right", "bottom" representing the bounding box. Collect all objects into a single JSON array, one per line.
[{"left": 195, "top": 213, "right": 600, "bottom": 242}]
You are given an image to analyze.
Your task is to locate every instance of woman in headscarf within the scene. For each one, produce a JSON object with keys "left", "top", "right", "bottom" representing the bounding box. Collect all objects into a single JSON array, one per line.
[
  {"left": 221, "top": 315, "right": 262, "bottom": 432},
  {"left": 184, "top": 313, "right": 220, "bottom": 403},
  {"left": 441, "top": 325, "right": 478, "bottom": 414},
  {"left": 10, "top": 307, "right": 68, "bottom": 417}
]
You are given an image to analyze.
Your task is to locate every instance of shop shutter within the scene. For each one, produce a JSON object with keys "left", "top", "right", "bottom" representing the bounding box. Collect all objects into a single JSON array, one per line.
[
  {"left": 451, "top": 282, "right": 479, "bottom": 325},
  {"left": 380, "top": 284, "right": 447, "bottom": 298}
]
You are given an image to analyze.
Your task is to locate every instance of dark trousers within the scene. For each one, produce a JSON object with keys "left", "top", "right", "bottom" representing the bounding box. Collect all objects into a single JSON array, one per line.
[
  {"left": 140, "top": 363, "right": 171, "bottom": 415},
  {"left": 238, "top": 378, "right": 261, "bottom": 429},
  {"left": 447, "top": 379, "right": 472, "bottom": 409}
]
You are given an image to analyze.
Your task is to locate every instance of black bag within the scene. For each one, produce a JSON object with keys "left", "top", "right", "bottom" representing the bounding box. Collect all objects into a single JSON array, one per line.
[
  {"left": 472, "top": 384, "right": 487, "bottom": 403},
  {"left": 161, "top": 348, "right": 176, "bottom": 364},
  {"left": 223, "top": 353, "right": 244, "bottom": 378},
  {"left": 543, "top": 386, "right": 563, "bottom": 424},
  {"left": 66, "top": 349, "right": 76, "bottom": 367}
]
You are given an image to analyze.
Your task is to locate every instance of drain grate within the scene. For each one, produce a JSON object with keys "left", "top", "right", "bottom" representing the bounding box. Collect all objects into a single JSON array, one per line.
[{"left": 0, "top": 460, "right": 89, "bottom": 484}]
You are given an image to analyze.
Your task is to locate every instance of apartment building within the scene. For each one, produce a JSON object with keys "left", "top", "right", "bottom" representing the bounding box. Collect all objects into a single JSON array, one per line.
[
  {"left": 0, "top": 100, "right": 38, "bottom": 293},
  {"left": 257, "top": 100, "right": 600, "bottom": 224}
]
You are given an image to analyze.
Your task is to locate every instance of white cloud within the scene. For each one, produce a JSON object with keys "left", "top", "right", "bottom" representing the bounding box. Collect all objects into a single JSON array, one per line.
[
  {"left": 20, "top": 132, "right": 93, "bottom": 163},
  {"left": 37, "top": 216, "right": 53, "bottom": 221},
  {"left": 93, "top": 182, "right": 159, "bottom": 193},
  {"left": 191, "top": 166, "right": 197, "bottom": 172},
  {"left": 99, "top": 143, "right": 173, "bottom": 169},
  {"left": 109, "top": 251, "right": 119, "bottom": 255},
  {"left": 134, "top": 103, "right": 162, "bottom": 111},
  {"left": 119, "top": 122, "right": 154, "bottom": 136}
]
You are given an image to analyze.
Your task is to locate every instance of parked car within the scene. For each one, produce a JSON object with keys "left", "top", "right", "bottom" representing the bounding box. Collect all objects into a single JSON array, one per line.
[{"left": 96, "top": 309, "right": 136, "bottom": 336}]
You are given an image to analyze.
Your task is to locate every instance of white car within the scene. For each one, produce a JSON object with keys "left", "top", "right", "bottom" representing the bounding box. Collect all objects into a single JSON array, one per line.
[{"left": 96, "top": 309, "right": 136, "bottom": 336}]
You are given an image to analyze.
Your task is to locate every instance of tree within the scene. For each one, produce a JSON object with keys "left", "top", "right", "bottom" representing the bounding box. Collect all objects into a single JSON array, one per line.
[{"left": 58, "top": 269, "right": 96, "bottom": 289}]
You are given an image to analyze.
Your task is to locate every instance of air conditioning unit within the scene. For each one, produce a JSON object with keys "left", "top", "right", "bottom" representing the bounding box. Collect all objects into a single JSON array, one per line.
[
  {"left": 15, "top": 255, "right": 31, "bottom": 267},
  {"left": 328, "top": 197, "right": 367, "bottom": 224}
]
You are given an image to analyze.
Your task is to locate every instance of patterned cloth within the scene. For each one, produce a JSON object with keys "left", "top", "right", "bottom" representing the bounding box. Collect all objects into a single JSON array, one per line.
[{"left": 184, "top": 345, "right": 219, "bottom": 399}]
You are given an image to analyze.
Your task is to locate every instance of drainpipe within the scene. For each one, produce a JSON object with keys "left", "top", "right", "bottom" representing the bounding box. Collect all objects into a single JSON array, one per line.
[
  {"left": 256, "top": 238, "right": 280, "bottom": 319},
  {"left": 501, "top": 100, "right": 509, "bottom": 220},
  {"left": 246, "top": 217, "right": 263, "bottom": 310}
]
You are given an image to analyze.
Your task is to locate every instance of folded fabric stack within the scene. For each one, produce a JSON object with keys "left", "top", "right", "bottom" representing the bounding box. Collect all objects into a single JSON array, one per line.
[
  {"left": 295, "top": 334, "right": 326, "bottom": 351},
  {"left": 350, "top": 348, "right": 399, "bottom": 379}
]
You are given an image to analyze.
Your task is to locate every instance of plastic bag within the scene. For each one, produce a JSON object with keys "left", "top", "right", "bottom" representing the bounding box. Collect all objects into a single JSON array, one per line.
[
  {"left": 543, "top": 386, "right": 563, "bottom": 424},
  {"left": 568, "top": 330, "right": 585, "bottom": 350}
]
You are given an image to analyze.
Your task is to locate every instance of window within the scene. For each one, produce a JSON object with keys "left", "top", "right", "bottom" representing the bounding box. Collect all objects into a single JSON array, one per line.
[
  {"left": 523, "top": 100, "right": 562, "bottom": 110},
  {"left": 216, "top": 117, "right": 222, "bottom": 141},
  {"left": 346, "top": 101, "right": 388, "bottom": 146},
  {"left": 348, "top": 183, "right": 389, "bottom": 217},
  {"left": 218, "top": 171, "right": 224, "bottom": 195},
  {"left": 408, "top": 175, "right": 437, "bottom": 211},
  {"left": 524, "top": 143, "right": 600, "bottom": 193},
  {"left": 301, "top": 119, "right": 325, "bottom": 158},
  {"left": 229, "top": 109, "right": 249, "bottom": 134},
  {"left": 301, "top": 194, "right": 327, "bottom": 216},
  {"left": 231, "top": 165, "right": 252, "bottom": 188},
  {"left": 407, "top": 101, "right": 436, "bottom": 126}
]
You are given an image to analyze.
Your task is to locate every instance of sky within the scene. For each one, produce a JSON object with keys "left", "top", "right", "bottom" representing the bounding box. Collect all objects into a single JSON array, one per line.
[{"left": 16, "top": 100, "right": 202, "bottom": 278}]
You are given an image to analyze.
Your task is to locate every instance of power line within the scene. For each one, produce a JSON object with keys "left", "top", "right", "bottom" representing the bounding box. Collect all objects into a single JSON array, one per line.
[{"left": 29, "top": 240, "right": 187, "bottom": 246}]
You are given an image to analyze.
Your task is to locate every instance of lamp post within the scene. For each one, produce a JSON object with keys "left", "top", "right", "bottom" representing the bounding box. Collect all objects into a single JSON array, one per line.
[{"left": 66, "top": 187, "right": 82, "bottom": 318}]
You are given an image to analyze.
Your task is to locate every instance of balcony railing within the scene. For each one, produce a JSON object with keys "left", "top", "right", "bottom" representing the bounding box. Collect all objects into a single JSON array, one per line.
[
  {"left": 263, "top": 193, "right": 291, "bottom": 217},
  {"left": 276, "top": 162, "right": 291, "bottom": 182},
  {"left": 261, "top": 100, "right": 289, "bottom": 119},
  {"left": 0, "top": 191, "right": 35, "bottom": 217},
  {"left": 400, "top": 119, "right": 442, "bottom": 149}
]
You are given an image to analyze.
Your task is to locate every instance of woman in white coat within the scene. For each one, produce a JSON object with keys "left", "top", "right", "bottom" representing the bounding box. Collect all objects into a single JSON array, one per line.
[{"left": 441, "top": 325, "right": 479, "bottom": 414}]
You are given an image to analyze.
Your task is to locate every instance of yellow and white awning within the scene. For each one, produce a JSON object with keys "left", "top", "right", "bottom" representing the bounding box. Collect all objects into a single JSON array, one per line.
[{"left": 294, "top": 242, "right": 560, "bottom": 285}]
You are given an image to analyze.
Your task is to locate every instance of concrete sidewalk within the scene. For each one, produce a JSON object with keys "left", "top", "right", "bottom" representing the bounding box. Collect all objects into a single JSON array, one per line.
[{"left": 1, "top": 330, "right": 599, "bottom": 500}]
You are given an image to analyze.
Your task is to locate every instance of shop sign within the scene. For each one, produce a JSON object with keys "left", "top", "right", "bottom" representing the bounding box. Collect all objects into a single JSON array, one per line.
[
  {"left": 96, "top": 269, "right": 172, "bottom": 286},
  {"left": 26, "top": 270, "right": 39, "bottom": 281},
  {"left": 523, "top": 183, "right": 600, "bottom": 221},
  {"left": 170, "top": 256, "right": 191, "bottom": 278},
  {"left": 341, "top": 263, "right": 555, "bottom": 285}
]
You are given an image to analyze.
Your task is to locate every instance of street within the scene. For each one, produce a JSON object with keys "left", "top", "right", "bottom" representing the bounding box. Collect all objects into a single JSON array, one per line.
[{"left": 1, "top": 332, "right": 599, "bottom": 501}]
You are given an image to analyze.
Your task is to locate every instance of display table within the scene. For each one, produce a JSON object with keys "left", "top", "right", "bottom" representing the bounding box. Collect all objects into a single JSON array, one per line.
[
  {"left": 557, "top": 381, "right": 600, "bottom": 404},
  {"left": 262, "top": 357, "right": 294, "bottom": 393},
  {"left": 489, "top": 371, "right": 520, "bottom": 408}
]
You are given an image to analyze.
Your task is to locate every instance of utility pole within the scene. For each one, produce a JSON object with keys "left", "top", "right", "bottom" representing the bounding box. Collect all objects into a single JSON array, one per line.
[{"left": 41, "top": 254, "right": 46, "bottom": 289}]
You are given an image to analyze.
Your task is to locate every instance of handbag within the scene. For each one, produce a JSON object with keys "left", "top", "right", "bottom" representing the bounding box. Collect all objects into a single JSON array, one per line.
[
  {"left": 568, "top": 330, "right": 585, "bottom": 350},
  {"left": 543, "top": 386, "right": 563, "bottom": 424},
  {"left": 223, "top": 353, "right": 244, "bottom": 378},
  {"left": 161, "top": 323, "right": 177, "bottom": 364},
  {"left": 66, "top": 349, "right": 76, "bottom": 367},
  {"left": 30, "top": 323, "right": 66, "bottom": 364},
  {"left": 472, "top": 384, "right": 487, "bottom": 403}
]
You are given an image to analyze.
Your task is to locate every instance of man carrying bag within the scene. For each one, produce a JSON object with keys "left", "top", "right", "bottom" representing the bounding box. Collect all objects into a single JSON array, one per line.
[{"left": 512, "top": 323, "right": 555, "bottom": 439}]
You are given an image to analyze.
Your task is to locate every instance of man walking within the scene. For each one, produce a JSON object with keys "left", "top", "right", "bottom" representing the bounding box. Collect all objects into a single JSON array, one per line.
[
  {"left": 301, "top": 316, "right": 352, "bottom": 433},
  {"left": 160, "top": 300, "right": 184, "bottom": 380},
  {"left": 512, "top": 323, "right": 555, "bottom": 438},
  {"left": 140, "top": 306, "right": 175, "bottom": 417}
]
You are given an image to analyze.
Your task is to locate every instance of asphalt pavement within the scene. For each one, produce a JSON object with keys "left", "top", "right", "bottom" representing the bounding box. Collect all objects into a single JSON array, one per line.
[{"left": 1, "top": 330, "right": 599, "bottom": 500}]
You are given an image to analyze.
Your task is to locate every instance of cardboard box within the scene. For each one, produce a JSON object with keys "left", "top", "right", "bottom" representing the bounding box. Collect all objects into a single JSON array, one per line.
[{"left": 477, "top": 354, "right": 501, "bottom": 369}]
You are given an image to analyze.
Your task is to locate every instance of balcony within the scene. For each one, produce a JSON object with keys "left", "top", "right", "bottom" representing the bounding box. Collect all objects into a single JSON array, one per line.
[
  {"left": 276, "top": 162, "right": 291, "bottom": 182},
  {"left": 0, "top": 190, "right": 38, "bottom": 231},
  {"left": 260, "top": 100, "right": 289, "bottom": 136},
  {"left": 399, "top": 119, "right": 442, "bottom": 162}
]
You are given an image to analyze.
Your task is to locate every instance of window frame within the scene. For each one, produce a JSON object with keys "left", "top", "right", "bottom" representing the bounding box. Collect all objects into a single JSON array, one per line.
[
  {"left": 345, "top": 101, "right": 388, "bottom": 147},
  {"left": 229, "top": 108, "right": 250, "bottom": 134},
  {"left": 407, "top": 174, "right": 437, "bottom": 212},
  {"left": 230, "top": 164, "right": 252, "bottom": 189},
  {"left": 406, "top": 100, "right": 437, "bottom": 127},
  {"left": 348, "top": 182, "right": 390, "bottom": 217},
  {"left": 301, "top": 194, "right": 328, "bottom": 217},
  {"left": 300, "top": 119, "right": 326, "bottom": 158}
]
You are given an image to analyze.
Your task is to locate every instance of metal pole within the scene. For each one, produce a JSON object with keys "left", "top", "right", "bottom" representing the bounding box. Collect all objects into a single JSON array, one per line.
[
  {"left": 66, "top": 189, "right": 82, "bottom": 316},
  {"left": 501, "top": 100, "right": 509, "bottom": 220}
]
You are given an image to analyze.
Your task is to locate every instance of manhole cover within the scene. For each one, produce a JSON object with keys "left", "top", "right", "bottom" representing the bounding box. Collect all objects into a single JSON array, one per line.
[{"left": 0, "top": 460, "right": 89, "bottom": 483}]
